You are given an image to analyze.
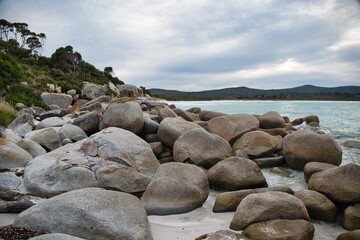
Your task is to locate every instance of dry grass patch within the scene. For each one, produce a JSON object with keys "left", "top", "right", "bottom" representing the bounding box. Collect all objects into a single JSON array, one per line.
[{"left": 0, "top": 99, "right": 19, "bottom": 127}]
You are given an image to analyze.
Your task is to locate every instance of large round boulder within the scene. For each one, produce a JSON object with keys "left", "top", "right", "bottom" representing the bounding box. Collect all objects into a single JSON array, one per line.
[
  {"left": 81, "top": 83, "right": 108, "bottom": 100},
  {"left": 13, "top": 188, "right": 153, "bottom": 240},
  {"left": 207, "top": 156, "right": 267, "bottom": 191},
  {"left": 58, "top": 124, "right": 87, "bottom": 142},
  {"left": 157, "top": 117, "right": 202, "bottom": 147},
  {"left": 294, "top": 189, "right": 337, "bottom": 222},
  {"left": 141, "top": 162, "right": 209, "bottom": 215},
  {"left": 258, "top": 111, "right": 286, "bottom": 129},
  {"left": 337, "top": 230, "right": 360, "bottom": 240},
  {"left": 72, "top": 111, "right": 101, "bottom": 135},
  {"left": 208, "top": 114, "right": 259, "bottom": 144},
  {"left": 40, "top": 92, "right": 73, "bottom": 108},
  {"left": 308, "top": 163, "right": 360, "bottom": 204},
  {"left": 173, "top": 128, "right": 232, "bottom": 169},
  {"left": 100, "top": 101, "right": 144, "bottom": 134},
  {"left": 282, "top": 130, "right": 342, "bottom": 170},
  {"left": 0, "top": 138, "right": 33, "bottom": 169},
  {"left": 243, "top": 219, "right": 314, "bottom": 240},
  {"left": 16, "top": 138, "right": 47, "bottom": 158},
  {"left": 343, "top": 204, "right": 360, "bottom": 231},
  {"left": 230, "top": 191, "right": 310, "bottom": 230},
  {"left": 7, "top": 112, "right": 35, "bottom": 137},
  {"left": 158, "top": 106, "right": 177, "bottom": 121},
  {"left": 232, "top": 131, "right": 281, "bottom": 158},
  {"left": 199, "top": 110, "right": 226, "bottom": 121}
]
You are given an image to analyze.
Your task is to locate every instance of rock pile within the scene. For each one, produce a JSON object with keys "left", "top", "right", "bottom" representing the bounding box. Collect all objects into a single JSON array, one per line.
[{"left": 0, "top": 83, "right": 358, "bottom": 240}]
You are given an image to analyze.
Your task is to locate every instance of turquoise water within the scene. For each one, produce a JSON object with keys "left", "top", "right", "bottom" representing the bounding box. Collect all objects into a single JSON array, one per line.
[{"left": 168, "top": 100, "right": 360, "bottom": 142}]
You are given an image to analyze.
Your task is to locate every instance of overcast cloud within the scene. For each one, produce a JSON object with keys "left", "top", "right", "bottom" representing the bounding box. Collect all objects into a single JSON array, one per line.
[{"left": 1, "top": 0, "right": 359, "bottom": 90}]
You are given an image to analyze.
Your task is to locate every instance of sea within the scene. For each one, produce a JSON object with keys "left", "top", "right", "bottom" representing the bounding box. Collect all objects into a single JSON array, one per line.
[{"left": 148, "top": 100, "right": 360, "bottom": 240}]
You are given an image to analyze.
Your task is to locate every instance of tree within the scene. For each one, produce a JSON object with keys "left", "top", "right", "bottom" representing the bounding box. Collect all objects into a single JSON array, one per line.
[
  {"left": 26, "top": 34, "right": 41, "bottom": 56},
  {"left": 51, "top": 45, "right": 84, "bottom": 78}
]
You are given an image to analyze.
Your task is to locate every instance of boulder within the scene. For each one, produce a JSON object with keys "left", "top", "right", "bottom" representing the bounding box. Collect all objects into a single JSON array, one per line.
[
  {"left": 72, "top": 111, "right": 101, "bottom": 135},
  {"left": 29, "top": 233, "right": 84, "bottom": 240},
  {"left": 143, "top": 117, "right": 159, "bottom": 134},
  {"left": 99, "top": 101, "right": 144, "bottom": 134},
  {"left": 207, "top": 156, "right": 267, "bottom": 191},
  {"left": 7, "top": 112, "right": 35, "bottom": 137},
  {"left": 40, "top": 92, "right": 73, "bottom": 108},
  {"left": 208, "top": 114, "right": 259, "bottom": 144},
  {"left": 0, "top": 139, "right": 33, "bottom": 169},
  {"left": 16, "top": 138, "right": 47, "bottom": 158},
  {"left": 141, "top": 162, "right": 209, "bottom": 215},
  {"left": 24, "top": 128, "right": 62, "bottom": 152},
  {"left": 343, "top": 204, "right": 360, "bottom": 230},
  {"left": 58, "top": 124, "right": 87, "bottom": 142},
  {"left": 173, "top": 108, "right": 200, "bottom": 121},
  {"left": 79, "top": 96, "right": 111, "bottom": 113},
  {"left": 14, "top": 188, "right": 153, "bottom": 240},
  {"left": 213, "top": 186, "right": 294, "bottom": 212},
  {"left": 81, "top": 83, "right": 108, "bottom": 100},
  {"left": 35, "top": 117, "right": 69, "bottom": 130},
  {"left": 230, "top": 191, "right": 310, "bottom": 230},
  {"left": 39, "top": 109, "right": 66, "bottom": 120},
  {"left": 187, "top": 107, "right": 201, "bottom": 114},
  {"left": 0, "top": 171, "right": 23, "bottom": 192},
  {"left": 294, "top": 189, "right": 337, "bottom": 222},
  {"left": 337, "top": 230, "right": 360, "bottom": 240},
  {"left": 173, "top": 128, "right": 232, "bottom": 169},
  {"left": 304, "top": 115, "right": 320, "bottom": 124},
  {"left": 116, "top": 84, "right": 142, "bottom": 98},
  {"left": 258, "top": 111, "right": 286, "bottom": 129},
  {"left": 303, "top": 162, "right": 337, "bottom": 183},
  {"left": 282, "top": 130, "right": 342, "bottom": 170},
  {"left": 149, "top": 142, "right": 163, "bottom": 157},
  {"left": 260, "top": 128, "right": 288, "bottom": 137},
  {"left": 252, "top": 155, "right": 285, "bottom": 168},
  {"left": 0, "top": 195, "right": 44, "bottom": 213},
  {"left": 308, "top": 163, "right": 360, "bottom": 204},
  {"left": 199, "top": 110, "right": 226, "bottom": 121},
  {"left": 196, "top": 230, "right": 246, "bottom": 240},
  {"left": 343, "top": 140, "right": 360, "bottom": 149},
  {"left": 233, "top": 149, "right": 249, "bottom": 159},
  {"left": 243, "top": 219, "right": 314, "bottom": 240},
  {"left": 157, "top": 117, "right": 202, "bottom": 147},
  {"left": 232, "top": 131, "right": 281, "bottom": 158},
  {"left": 158, "top": 106, "right": 178, "bottom": 121}
]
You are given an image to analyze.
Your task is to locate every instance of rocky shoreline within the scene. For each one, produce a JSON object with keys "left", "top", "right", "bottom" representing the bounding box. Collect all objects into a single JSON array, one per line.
[{"left": 0, "top": 83, "right": 359, "bottom": 240}]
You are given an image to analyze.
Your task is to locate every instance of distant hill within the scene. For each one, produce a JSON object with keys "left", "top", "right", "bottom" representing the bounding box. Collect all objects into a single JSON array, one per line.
[{"left": 149, "top": 85, "right": 360, "bottom": 101}]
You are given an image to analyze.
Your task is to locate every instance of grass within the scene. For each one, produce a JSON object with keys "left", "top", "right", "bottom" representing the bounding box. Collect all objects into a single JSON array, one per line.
[{"left": 0, "top": 98, "right": 19, "bottom": 127}]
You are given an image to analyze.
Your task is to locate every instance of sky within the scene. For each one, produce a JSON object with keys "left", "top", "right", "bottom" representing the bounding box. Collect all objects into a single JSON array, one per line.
[{"left": 1, "top": 0, "right": 360, "bottom": 91}]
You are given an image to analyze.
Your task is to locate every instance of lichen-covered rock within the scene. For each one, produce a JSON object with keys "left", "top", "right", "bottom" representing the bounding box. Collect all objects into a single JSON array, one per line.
[
  {"left": 173, "top": 128, "right": 232, "bottom": 169},
  {"left": 207, "top": 156, "right": 267, "bottom": 191},
  {"left": 208, "top": 114, "right": 259, "bottom": 144},
  {"left": 141, "top": 162, "right": 209, "bottom": 215},
  {"left": 282, "top": 130, "right": 342, "bottom": 170},
  {"left": 81, "top": 83, "right": 108, "bottom": 100},
  {"left": 14, "top": 188, "right": 153, "bottom": 240},
  {"left": 230, "top": 191, "right": 310, "bottom": 230},
  {"left": 308, "top": 163, "right": 360, "bottom": 204}
]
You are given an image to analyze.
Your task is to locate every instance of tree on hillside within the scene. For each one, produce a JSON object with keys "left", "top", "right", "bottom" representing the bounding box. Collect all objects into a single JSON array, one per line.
[
  {"left": 104, "top": 66, "right": 124, "bottom": 85},
  {"left": 51, "top": 45, "right": 84, "bottom": 78}
]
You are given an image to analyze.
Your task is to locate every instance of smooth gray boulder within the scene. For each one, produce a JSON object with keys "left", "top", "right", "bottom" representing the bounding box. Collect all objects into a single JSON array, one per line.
[
  {"left": 141, "top": 162, "right": 209, "bottom": 215},
  {"left": 232, "top": 131, "right": 281, "bottom": 158},
  {"left": 230, "top": 191, "right": 310, "bottom": 230},
  {"left": 14, "top": 188, "right": 153, "bottom": 240},
  {"left": 208, "top": 114, "right": 259, "bottom": 144},
  {"left": 100, "top": 101, "right": 144, "bottom": 134},
  {"left": 143, "top": 117, "right": 159, "bottom": 134},
  {"left": 24, "top": 128, "right": 62, "bottom": 152},
  {"left": 16, "top": 138, "right": 47, "bottom": 158},
  {"left": 158, "top": 106, "right": 178, "bottom": 121},
  {"left": 7, "top": 112, "right": 35, "bottom": 137},
  {"left": 35, "top": 117, "right": 69, "bottom": 130},
  {"left": 243, "top": 219, "right": 314, "bottom": 240},
  {"left": 157, "top": 117, "right": 202, "bottom": 147},
  {"left": 41, "top": 92, "right": 73, "bottom": 108},
  {"left": 207, "top": 156, "right": 267, "bottom": 191},
  {"left": 81, "top": 83, "right": 108, "bottom": 100},
  {"left": 282, "top": 130, "right": 342, "bottom": 170},
  {"left": 173, "top": 128, "right": 232, "bottom": 169},
  {"left": 0, "top": 139, "right": 33, "bottom": 169},
  {"left": 308, "top": 163, "right": 360, "bottom": 204},
  {"left": 173, "top": 108, "right": 200, "bottom": 122},
  {"left": 58, "top": 124, "right": 87, "bottom": 142}
]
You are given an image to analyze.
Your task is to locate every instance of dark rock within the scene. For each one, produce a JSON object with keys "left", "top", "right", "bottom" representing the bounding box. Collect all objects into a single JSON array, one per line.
[
  {"left": 24, "top": 128, "right": 62, "bottom": 152},
  {"left": 72, "top": 111, "right": 101, "bottom": 135},
  {"left": 343, "top": 204, "right": 360, "bottom": 230},
  {"left": 252, "top": 155, "right": 285, "bottom": 168},
  {"left": 337, "top": 230, "right": 360, "bottom": 240}
]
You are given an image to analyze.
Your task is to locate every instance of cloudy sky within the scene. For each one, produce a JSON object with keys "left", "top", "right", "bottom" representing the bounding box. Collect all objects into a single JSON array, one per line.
[{"left": 1, "top": 0, "right": 359, "bottom": 90}]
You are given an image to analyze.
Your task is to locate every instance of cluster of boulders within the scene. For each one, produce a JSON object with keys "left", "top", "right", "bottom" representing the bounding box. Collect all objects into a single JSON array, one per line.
[{"left": 0, "top": 83, "right": 359, "bottom": 240}]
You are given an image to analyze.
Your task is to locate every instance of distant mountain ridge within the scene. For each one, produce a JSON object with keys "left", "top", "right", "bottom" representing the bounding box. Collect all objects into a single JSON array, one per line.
[{"left": 149, "top": 85, "right": 360, "bottom": 101}]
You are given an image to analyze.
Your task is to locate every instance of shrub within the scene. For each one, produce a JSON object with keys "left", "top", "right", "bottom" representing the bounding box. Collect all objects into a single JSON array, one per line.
[{"left": 0, "top": 98, "right": 18, "bottom": 127}]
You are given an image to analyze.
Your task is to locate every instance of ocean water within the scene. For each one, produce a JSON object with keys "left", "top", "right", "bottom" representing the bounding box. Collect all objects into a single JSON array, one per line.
[{"left": 148, "top": 100, "right": 360, "bottom": 240}]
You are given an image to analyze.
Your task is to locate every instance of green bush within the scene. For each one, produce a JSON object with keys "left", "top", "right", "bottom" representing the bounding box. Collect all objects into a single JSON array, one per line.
[
  {"left": 0, "top": 51, "right": 23, "bottom": 90},
  {"left": 5, "top": 83, "right": 48, "bottom": 109}
]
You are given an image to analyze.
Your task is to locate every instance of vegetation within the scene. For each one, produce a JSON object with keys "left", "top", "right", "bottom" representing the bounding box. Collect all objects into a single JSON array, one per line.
[
  {"left": 0, "top": 19, "right": 124, "bottom": 108},
  {"left": 0, "top": 98, "right": 18, "bottom": 127},
  {"left": 150, "top": 85, "right": 360, "bottom": 101}
]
